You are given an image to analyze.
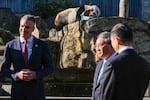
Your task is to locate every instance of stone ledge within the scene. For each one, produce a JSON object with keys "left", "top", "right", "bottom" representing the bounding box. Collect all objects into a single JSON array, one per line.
[
  {"left": 0, "top": 96, "right": 149, "bottom": 100},
  {"left": 0, "top": 82, "right": 92, "bottom": 96},
  {"left": 45, "top": 82, "right": 92, "bottom": 96},
  {"left": 1, "top": 83, "right": 150, "bottom": 97}
]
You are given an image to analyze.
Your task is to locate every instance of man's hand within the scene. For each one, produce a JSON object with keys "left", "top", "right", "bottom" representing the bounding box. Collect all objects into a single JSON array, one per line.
[{"left": 16, "top": 69, "right": 37, "bottom": 81}]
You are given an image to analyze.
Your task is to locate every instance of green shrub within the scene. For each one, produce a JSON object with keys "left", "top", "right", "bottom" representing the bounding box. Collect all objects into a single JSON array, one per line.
[
  {"left": 0, "top": 37, "right": 4, "bottom": 45},
  {"left": 30, "top": 0, "right": 79, "bottom": 19}
]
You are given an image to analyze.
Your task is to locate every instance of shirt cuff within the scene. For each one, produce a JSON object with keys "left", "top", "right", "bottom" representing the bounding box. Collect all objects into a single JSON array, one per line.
[{"left": 11, "top": 73, "right": 18, "bottom": 81}]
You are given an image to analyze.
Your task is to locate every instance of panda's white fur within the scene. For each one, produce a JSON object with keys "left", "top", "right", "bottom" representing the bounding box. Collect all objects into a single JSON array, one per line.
[
  {"left": 55, "top": 7, "right": 80, "bottom": 26},
  {"left": 54, "top": 5, "right": 100, "bottom": 30}
]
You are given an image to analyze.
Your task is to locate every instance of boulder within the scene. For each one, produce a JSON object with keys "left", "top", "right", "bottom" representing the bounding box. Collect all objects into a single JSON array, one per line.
[
  {"left": 0, "top": 8, "right": 19, "bottom": 33},
  {"left": 48, "top": 17, "right": 150, "bottom": 69},
  {"left": 34, "top": 16, "right": 49, "bottom": 38},
  {"left": 0, "top": 28, "right": 14, "bottom": 44}
]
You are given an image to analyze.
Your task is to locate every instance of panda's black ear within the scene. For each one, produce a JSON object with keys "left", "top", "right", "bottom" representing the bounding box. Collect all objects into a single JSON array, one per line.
[
  {"left": 97, "top": 5, "right": 100, "bottom": 8},
  {"left": 76, "top": 5, "right": 85, "bottom": 20},
  {"left": 79, "top": 5, "right": 85, "bottom": 12},
  {"left": 89, "top": 3, "right": 93, "bottom": 5}
]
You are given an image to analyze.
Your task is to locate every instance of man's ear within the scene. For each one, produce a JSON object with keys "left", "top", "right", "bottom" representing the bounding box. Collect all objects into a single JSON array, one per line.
[
  {"left": 116, "top": 36, "right": 122, "bottom": 44},
  {"left": 33, "top": 24, "right": 36, "bottom": 31}
]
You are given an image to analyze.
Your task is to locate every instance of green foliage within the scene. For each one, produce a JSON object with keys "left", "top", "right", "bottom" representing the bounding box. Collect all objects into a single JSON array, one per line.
[
  {"left": 0, "top": 37, "right": 4, "bottom": 45},
  {"left": 30, "top": 0, "right": 79, "bottom": 19}
]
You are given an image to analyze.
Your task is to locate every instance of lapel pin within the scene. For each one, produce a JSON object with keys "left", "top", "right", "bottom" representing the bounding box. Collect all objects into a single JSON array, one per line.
[{"left": 35, "top": 44, "right": 38, "bottom": 47}]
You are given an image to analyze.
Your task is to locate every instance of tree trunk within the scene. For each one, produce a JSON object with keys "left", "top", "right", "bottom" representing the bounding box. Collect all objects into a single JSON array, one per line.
[{"left": 119, "top": 0, "right": 129, "bottom": 18}]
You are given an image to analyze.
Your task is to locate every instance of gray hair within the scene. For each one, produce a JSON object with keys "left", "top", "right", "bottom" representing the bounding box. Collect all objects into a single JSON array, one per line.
[
  {"left": 21, "top": 14, "right": 36, "bottom": 24},
  {"left": 97, "top": 31, "right": 111, "bottom": 44}
]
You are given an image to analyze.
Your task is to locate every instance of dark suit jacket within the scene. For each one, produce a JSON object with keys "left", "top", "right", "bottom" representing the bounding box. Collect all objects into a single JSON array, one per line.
[
  {"left": 92, "top": 55, "right": 115, "bottom": 100},
  {"left": 1, "top": 36, "right": 53, "bottom": 100},
  {"left": 109, "top": 49, "right": 150, "bottom": 100}
]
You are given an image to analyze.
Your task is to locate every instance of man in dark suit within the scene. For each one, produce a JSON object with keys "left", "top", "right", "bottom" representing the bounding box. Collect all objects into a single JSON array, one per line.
[
  {"left": 92, "top": 31, "right": 116, "bottom": 100},
  {"left": 1, "top": 14, "right": 53, "bottom": 100},
  {"left": 109, "top": 23, "right": 150, "bottom": 100}
]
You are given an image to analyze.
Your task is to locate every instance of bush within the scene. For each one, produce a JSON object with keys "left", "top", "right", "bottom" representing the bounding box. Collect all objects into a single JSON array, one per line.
[
  {"left": 30, "top": 0, "right": 79, "bottom": 19},
  {"left": 0, "top": 37, "right": 4, "bottom": 45}
]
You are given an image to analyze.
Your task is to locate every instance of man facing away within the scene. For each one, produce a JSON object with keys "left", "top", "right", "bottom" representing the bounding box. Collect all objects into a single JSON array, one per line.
[
  {"left": 109, "top": 23, "right": 150, "bottom": 100},
  {"left": 1, "top": 14, "right": 53, "bottom": 100},
  {"left": 92, "top": 31, "right": 116, "bottom": 100}
]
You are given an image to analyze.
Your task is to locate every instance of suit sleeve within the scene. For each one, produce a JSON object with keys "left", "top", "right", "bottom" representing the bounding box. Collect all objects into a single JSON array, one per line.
[
  {"left": 36, "top": 41, "right": 54, "bottom": 79},
  {"left": 103, "top": 62, "right": 116, "bottom": 100},
  {"left": 1, "top": 43, "right": 16, "bottom": 79}
]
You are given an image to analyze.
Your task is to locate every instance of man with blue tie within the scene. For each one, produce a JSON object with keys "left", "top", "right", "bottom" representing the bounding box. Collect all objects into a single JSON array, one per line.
[
  {"left": 92, "top": 31, "right": 116, "bottom": 100},
  {"left": 1, "top": 14, "right": 53, "bottom": 100}
]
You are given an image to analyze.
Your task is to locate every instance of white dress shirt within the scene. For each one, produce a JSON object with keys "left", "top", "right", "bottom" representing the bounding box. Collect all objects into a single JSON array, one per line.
[{"left": 20, "top": 36, "right": 34, "bottom": 60}]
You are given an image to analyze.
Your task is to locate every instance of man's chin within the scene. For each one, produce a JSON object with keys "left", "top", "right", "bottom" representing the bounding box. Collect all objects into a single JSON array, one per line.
[
  {"left": 20, "top": 36, "right": 27, "bottom": 40},
  {"left": 98, "top": 55, "right": 103, "bottom": 58}
]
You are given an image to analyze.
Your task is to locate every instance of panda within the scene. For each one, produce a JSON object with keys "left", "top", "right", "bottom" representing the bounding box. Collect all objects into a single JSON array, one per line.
[{"left": 54, "top": 5, "right": 100, "bottom": 31}]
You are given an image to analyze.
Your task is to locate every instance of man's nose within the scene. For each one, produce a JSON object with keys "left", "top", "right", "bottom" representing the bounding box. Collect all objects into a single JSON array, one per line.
[{"left": 22, "top": 27, "right": 26, "bottom": 30}]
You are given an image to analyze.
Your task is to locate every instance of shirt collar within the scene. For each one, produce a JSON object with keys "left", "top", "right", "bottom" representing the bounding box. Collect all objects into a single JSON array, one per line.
[
  {"left": 111, "top": 52, "right": 118, "bottom": 57},
  {"left": 103, "top": 59, "right": 107, "bottom": 63},
  {"left": 119, "top": 46, "right": 134, "bottom": 54},
  {"left": 20, "top": 35, "right": 34, "bottom": 43},
  {"left": 103, "top": 52, "right": 117, "bottom": 61}
]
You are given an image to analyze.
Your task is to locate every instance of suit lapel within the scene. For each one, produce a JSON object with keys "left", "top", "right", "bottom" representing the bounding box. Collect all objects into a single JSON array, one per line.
[
  {"left": 16, "top": 38, "right": 24, "bottom": 60},
  {"left": 28, "top": 37, "right": 39, "bottom": 66},
  {"left": 98, "top": 61, "right": 112, "bottom": 82},
  {"left": 93, "top": 60, "right": 103, "bottom": 89},
  {"left": 15, "top": 37, "right": 28, "bottom": 67},
  {"left": 16, "top": 37, "right": 22, "bottom": 51},
  {"left": 95, "top": 53, "right": 117, "bottom": 88}
]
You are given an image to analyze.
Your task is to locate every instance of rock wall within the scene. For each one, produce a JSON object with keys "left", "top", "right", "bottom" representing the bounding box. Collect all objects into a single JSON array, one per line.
[
  {"left": 48, "top": 17, "right": 150, "bottom": 69},
  {"left": 0, "top": 8, "right": 19, "bottom": 33},
  {"left": 34, "top": 16, "right": 49, "bottom": 38},
  {"left": 0, "top": 28, "right": 14, "bottom": 44}
]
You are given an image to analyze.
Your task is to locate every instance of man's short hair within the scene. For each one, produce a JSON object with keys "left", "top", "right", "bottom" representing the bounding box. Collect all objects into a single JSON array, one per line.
[
  {"left": 111, "top": 23, "right": 133, "bottom": 42},
  {"left": 97, "top": 31, "right": 111, "bottom": 44},
  {"left": 21, "top": 14, "right": 36, "bottom": 24}
]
